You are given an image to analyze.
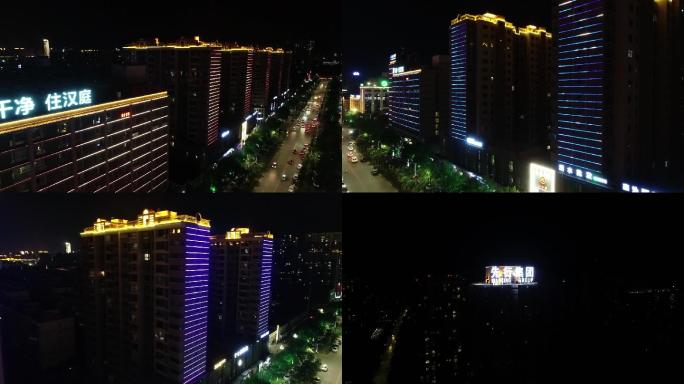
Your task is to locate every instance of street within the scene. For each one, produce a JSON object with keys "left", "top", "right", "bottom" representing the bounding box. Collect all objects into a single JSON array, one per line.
[
  {"left": 315, "top": 340, "right": 342, "bottom": 384},
  {"left": 341, "top": 128, "right": 397, "bottom": 193},
  {"left": 253, "top": 81, "right": 329, "bottom": 193}
]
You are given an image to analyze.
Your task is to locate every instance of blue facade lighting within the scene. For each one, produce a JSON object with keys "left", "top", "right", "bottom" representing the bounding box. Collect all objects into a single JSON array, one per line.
[
  {"left": 183, "top": 225, "right": 211, "bottom": 384},
  {"left": 556, "top": 0, "right": 608, "bottom": 188},
  {"left": 449, "top": 22, "right": 468, "bottom": 143},
  {"left": 256, "top": 239, "right": 273, "bottom": 340}
]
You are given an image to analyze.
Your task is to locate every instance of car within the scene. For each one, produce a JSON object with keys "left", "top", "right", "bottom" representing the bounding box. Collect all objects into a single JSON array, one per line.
[
  {"left": 341, "top": 184, "right": 348, "bottom": 193},
  {"left": 351, "top": 156, "right": 359, "bottom": 163},
  {"left": 271, "top": 162, "right": 278, "bottom": 169},
  {"left": 288, "top": 185, "right": 295, "bottom": 193},
  {"left": 331, "top": 346, "right": 338, "bottom": 353},
  {"left": 281, "top": 174, "right": 288, "bottom": 181},
  {"left": 347, "top": 152, "right": 354, "bottom": 158},
  {"left": 320, "top": 364, "right": 328, "bottom": 372},
  {"left": 300, "top": 149, "right": 306, "bottom": 155},
  {"left": 371, "top": 168, "right": 381, "bottom": 176},
  {"left": 313, "top": 180, "right": 320, "bottom": 188},
  {"left": 348, "top": 141, "right": 355, "bottom": 146},
  {"left": 297, "top": 163, "right": 303, "bottom": 170},
  {"left": 293, "top": 174, "right": 299, "bottom": 182},
  {"left": 313, "top": 378, "right": 321, "bottom": 384}
]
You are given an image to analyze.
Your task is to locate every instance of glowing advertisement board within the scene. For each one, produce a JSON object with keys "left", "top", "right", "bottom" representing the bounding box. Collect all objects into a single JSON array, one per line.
[
  {"left": 0, "top": 89, "right": 93, "bottom": 122},
  {"left": 485, "top": 266, "right": 535, "bottom": 286},
  {"left": 529, "top": 163, "right": 556, "bottom": 193}
]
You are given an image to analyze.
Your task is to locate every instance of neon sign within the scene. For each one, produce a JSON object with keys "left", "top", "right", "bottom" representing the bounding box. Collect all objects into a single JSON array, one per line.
[
  {"left": 0, "top": 89, "right": 93, "bottom": 122},
  {"left": 466, "top": 137, "right": 484, "bottom": 149},
  {"left": 234, "top": 345, "right": 249, "bottom": 359},
  {"left": 485, "top": 266, "right": 535, "bottom": 285}
]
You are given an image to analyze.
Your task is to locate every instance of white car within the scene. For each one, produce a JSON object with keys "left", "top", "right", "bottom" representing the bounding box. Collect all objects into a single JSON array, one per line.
[
  {"left": 347, "top": 145, "right": 354, "bottom": 151},
  {"left": 281, "top": 174, "right": 288, "bottom": 181},
  {"left": 351, "top": 156, "right": 359, "bottom": 163},
  {"left": 297, "top": 163, "right": 303, "bottom": 170},
  {"left": 320, "top": 364, "right": 328, "bottom": 372},
  {"left": 347, "top": 152, "right": 354, "bottom": 158},
  {"left": 293, "top": 174, "right": 299, "bottom": 182},
  {"left": 288, "top": 185, "right": 295, "bottom": 193},
  {"left": 331, "top": 346, "right": 338, "bottom": 353}
]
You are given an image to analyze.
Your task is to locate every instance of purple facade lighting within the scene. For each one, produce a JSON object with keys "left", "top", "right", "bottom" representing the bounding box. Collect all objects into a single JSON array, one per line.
[
  {"left": 183, "top": 225, "right": 210, "bottom": 384},
  {"left": 257, "top": 239, "right": 273, "bottom": 339}
]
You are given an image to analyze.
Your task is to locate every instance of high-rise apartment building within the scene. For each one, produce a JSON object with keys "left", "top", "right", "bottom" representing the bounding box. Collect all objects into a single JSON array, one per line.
[
  {"left": 554, "top": 0, "right": 684, "bottom": 192},
  {"left": 123, "top": 40, "right": 221, "bottom": 182},
  {"left": 219, "top": 48, "right": 254, "bottom": 136},
  {"left": 80, "top": 210, "right": 211, "bottom": 384},
  {"left": 449, "top": 13, "right": 553, "bottom": 188},
  {"left": 208, "top": 228, "right": 273, "bottom": 371}
]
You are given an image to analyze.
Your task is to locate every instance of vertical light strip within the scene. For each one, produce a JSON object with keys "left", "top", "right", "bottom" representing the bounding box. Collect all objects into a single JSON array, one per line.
[
  {"left": 207, "top": 50, "right": 222, "bottom": 147},
  {"left": 183, "top": 224, "right": 211, "bottom": 384},
  {"left": 449, "top": 21, "right": 468, "bottom": 142},
  {"left": 556, "top": 0, "right": 608, "bottom": 186},
  {"left": 256, "top": 238, "right": 273, "bottom": 339},
  {"left": 245, "top": 51, "right": 254, "bottom": 118}
]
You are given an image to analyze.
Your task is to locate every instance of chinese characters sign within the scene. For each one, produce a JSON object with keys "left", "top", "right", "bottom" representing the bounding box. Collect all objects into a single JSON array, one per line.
[
  {"left": 0, "top": 89, "right": 93, "bottom": 122},
  {"left": 485, "top": 266, "right": 535, "bottom": 285}
]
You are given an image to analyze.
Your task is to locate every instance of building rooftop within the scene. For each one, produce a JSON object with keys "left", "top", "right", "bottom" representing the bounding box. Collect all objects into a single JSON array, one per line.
[
  {"left": 224, "top": 227, "right": 274, "bottom": 240},
  {"left": 81, "top": 209, "right": 210, "bottom": 236},
  {"left": 451, "top": 13, "right": 551, "bottom": 37},
  {"left": 123, "top": 37, "right": 288, "bottom": 53}
]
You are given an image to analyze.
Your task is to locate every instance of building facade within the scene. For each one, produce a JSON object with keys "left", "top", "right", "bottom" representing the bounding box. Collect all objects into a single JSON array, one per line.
[
  {"left": 359, "top": 83, "right": 389, "bottom": 115},
  {"left": 554, "top": 0, "right": 684, "bottom": 192},
  {"left": 449, "top": 13, "right": 553, "bottom": 189},
  {"left": 123, "top": 41, "right": 221, "bottom": 183},
  {"left": 219, "top": 48, "right": 254, "bottom": 137},
  {"left": 80, "top": 210, "right": 211, "bottom": 384},
  {"left": 0, "top": 92, "right": 169, "bottom": 192},
  {"left": 208, "top": 228, "right": 273, "bottom": 374}
]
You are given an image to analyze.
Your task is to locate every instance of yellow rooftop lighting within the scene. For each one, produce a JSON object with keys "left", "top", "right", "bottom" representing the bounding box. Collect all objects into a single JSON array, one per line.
[
  {"left": 81, "top": 209, "right": 210, "bottom": 236},
  {"left": 451, "top": 13, "right": 551, "bottom": 37}
]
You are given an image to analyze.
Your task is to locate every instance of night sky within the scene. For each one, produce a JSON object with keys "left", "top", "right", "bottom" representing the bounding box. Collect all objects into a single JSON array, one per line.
[
  {"left": 0, "top": 0, "right": 341, "bottom": 50},
  {"left": 345, "top": 195, "right": 682, "bottom": 287},
  {"left": 343, "top": 0, "right": 554, "bottom": 87},
  {"left": 0, "top": 194, "right": 341, "bottom": 253}
]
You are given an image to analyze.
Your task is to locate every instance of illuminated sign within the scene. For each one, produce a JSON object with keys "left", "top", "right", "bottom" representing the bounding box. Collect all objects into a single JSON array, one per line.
[
  {"left": 0, "top": 89, "right": 93, "bottom": 121},
  {"left": 234, "top": 345, "right": 249, "bottom": 359},
  {"left": 485, "top": 266, "right": 535, "bottom": 286},
  {"left": 352, "top": 71, "right": 360, "bottom": 76},
  {"left": 529, "top": 163, "right": 556, "bottom": 193},
  {"left": 260, "top": 331, "right": 269, "bottom": 339},
  {"left": 213, "top": 359, "right": 226, "bottom": 370},
  {"left": 391, "top": 66, "right": 405, "bottom": 75},
  {"left": 466, "top": 137, "right": 484, "bottom": 149},
  {"left": 622, "top": 182, "right": 652, "bottom": 193},
  {"left": 121, "top": 111, "right": 131, "bottom": 119}
]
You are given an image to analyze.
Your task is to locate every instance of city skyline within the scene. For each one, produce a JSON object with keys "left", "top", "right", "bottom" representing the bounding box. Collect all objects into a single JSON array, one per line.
[
  {"left": 344, "top": 0, "right": 554, "bottom": 84},
  {"left": 0, "top": 194, "right": 341, "bottom": 253}
]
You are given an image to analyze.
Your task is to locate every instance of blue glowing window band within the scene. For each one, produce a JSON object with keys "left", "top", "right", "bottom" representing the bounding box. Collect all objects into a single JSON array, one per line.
[
  {"left": 182, "top": 224, "right": 210, "bottom": 384},
  {"left": 450, "top": 22, "right": 468, "bottom": 142}
]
